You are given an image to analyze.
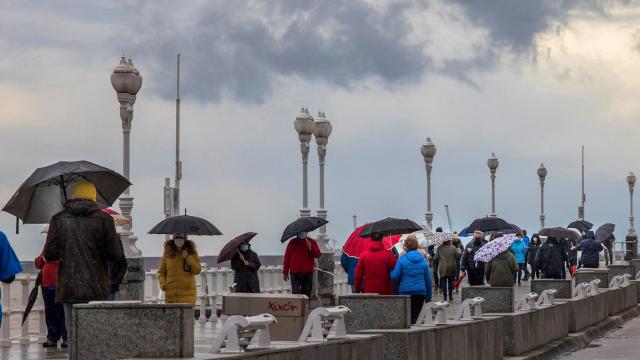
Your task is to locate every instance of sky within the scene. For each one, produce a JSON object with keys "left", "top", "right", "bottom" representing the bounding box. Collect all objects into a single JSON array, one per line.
[{"left": 2, "top": 0, "right": 640, "bottom": 259}]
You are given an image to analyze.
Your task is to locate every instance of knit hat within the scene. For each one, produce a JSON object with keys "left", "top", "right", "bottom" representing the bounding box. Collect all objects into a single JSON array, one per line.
[{"left": 71, "top": 180, "right": 97, "bottom": 201}]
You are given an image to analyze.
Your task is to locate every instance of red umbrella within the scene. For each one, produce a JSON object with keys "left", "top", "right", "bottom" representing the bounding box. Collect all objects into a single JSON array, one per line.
[
  {"left": 342, "top": 224, "right": 402, "bottom": 258},
  {"left": 217, "top": 232, "right": 258, "bottom": 263}
]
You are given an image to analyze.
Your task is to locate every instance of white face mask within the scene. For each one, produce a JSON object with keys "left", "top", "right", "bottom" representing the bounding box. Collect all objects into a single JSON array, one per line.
[{"left": 174, "top": 238, "right": 185, "bottom": 248}]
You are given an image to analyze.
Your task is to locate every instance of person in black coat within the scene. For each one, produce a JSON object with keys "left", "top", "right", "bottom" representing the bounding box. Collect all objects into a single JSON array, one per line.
[
  {"left": 461, "top": 231, "right": 488, "bottom": 285},
  {"left": 577, "top": 231, "right": 602, "bottom": 269},
  {"left": 231, "top": 242, "right": 261, "bottom": 293},
  {"left": 527, "top": 234, "right": 542, "bottom": 279},
  {"left": 535, "top": 237, "right": 567, "bottom": 279}
]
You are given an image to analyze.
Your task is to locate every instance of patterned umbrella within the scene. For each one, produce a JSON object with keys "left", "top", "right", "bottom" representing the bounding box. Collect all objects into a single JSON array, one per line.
[
  {"left": 473, "top": 234, "right": 518, "bottom": 262},
  {"left": 426, "top": 232, "right": 455, "bottom": 246}
]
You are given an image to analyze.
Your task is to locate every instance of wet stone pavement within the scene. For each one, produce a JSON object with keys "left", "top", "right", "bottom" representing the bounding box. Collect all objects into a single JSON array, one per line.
[{"left": 555, "top": 316, "right": 640, "bottom": 360}]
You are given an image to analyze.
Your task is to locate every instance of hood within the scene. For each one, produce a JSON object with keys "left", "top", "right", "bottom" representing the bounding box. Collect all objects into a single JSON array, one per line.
[
  {"left": 495, "top": 251, "right": 511, "bottom": 260},
  {"left": 368, "top": 241, "right": 385, "bottom": 252},
  {"left": 405, "top": 250, "right": 425, "bottom": 263},
  {"left": 64, "top": 199, "right": 100, "bottom": 216},
  {"left": 513, "top": 238, "right": 522, "bottom": 244}
]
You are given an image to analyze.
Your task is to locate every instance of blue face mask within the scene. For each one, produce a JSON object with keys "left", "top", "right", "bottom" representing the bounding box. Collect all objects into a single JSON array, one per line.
[
  {"left": 297, "top": 232, "right": 306, "bottom": 239},
  {"left": 239, "top": 244, "right": 249, "bottom": 252}
]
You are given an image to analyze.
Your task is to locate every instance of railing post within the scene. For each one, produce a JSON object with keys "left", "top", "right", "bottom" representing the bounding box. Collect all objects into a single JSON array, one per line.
[
  {"left": 206, "top": 269, "right": 218, "bottom": 323},
  {"left": 196, "top": 265, "right": 207, "bottom": 322},
  {"left": 225, "top": 268, "right": 234, "bottom": 293},
  {"left": 269, "top": 266, "right": 278, "bottom": 294},
  {"left": 19, "top": 276, "right": 30, "bottom": 345},
  {"left": 0, "top": 282, "right": 11, "bottom": 347},
  {"left": 35, "top": 276, "right": 46, "bottom": 342}
]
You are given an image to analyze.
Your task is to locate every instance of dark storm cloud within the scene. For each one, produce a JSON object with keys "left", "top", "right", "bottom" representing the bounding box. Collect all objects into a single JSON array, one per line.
[{"left": 128, "top": 0, "right": 638, "bottom": 104}]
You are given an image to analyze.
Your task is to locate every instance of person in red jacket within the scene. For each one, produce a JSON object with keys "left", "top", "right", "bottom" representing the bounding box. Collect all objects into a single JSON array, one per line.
[
  {"left": 354, "top": 232, "right": 397, "bottom": 295},
  {"left": 35, "top": 247, "right": 67, "bottom": 348},
  {"left": 282, "top": 232, "right": 321, "bottom": 298}
]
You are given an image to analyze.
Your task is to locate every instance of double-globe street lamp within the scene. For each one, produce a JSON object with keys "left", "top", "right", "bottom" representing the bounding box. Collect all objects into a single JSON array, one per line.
[
  {"left": 314, "top": 111, "right": 332, "bottom": 249},
  {"left": 111, "top": 56, "right": 143, "bottom": 257},
  {"left": 487, "top": 153, "right": 499, "bottom": 217},
  {"left": 538, "top": 163, "right": 547, "bottom": 229},
  {"left": 627, "top": 172, "right": 636, "bottom": 237},
  {"left": 293, "top": 108, "right": 315, "bottom": 218},
  {"left": 421, "top": 138, "right": 436, "bottom": 230}
]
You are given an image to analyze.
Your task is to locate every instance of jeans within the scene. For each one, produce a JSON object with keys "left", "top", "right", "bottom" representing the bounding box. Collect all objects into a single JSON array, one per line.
[
  {"left": 409, "top": 295, "right": 426, "bottom": 324},
  {"left": 440, "top": 276, "right": 454, "bottom": 300},
  {"left": 432, "top": 260, "right": 440, "bottom": 288},
  {"left": 42, "top": 287, "right": 67, "bottom": 342},
  {"left": 290, "top": 272, "right": 313, "bottom": 298},
  {"left": 63, "top": 302, "right": 87, "bottom": 350}
]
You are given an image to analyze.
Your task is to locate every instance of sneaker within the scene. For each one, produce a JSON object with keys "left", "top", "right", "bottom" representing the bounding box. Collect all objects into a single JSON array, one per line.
[
  {"left": 42, "top": 341, "right": 57, "bottom": 348},
  {"left": 61, "top": 342, "right": 68, "bottom": 348}
]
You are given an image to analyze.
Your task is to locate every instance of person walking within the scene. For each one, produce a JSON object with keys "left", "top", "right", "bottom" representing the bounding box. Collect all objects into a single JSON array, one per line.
[
  {"left": 535, "top": 236, "right": 567, "bottom": 279},
  {"left": 158, "top": 234, "right": 202, "bottom": 303},
  {"left": 577, "top": 231, "right": 602, "bottom": 269},
  {"left": 390, "top": 235, "right": 432, "bottom": 324},
  {"left": 435, "top": 238, "right": 460, "bottom": 301},
  {"left": 510, "top": 233, "right": 528, "bottom": 286},
  {"left": 231, "top": 241, "right": 261, "bottom": 293},
  {"left": 108, "top": 235, "right": 127, "bottom": 301},
  {"left": 603, "top": 235, "right": 615, "bottom": 266},
  {"left": 354, "top": 232, "right": 397, "bottom": 295},
  {"left": 485, "top": 250, "right": 518, "bottom": 287},
  {"left": 451, "top": 234, "right": 464, "bottom": 292},
  {"left": 521, "top": 230, "right": 531, "bottom": 280},
  {"left": 461, "top": 231, "right": 488, "bottom": 285},
  {"left": 0, "top": 230, "right": 22, "bottom": 328},
  {"left": 43, "top": 180, "right": 126, "bottom": 345},
  {"left": 527, "top": 235, "right": 542, "bottom": 279},
  {"left": 282, "top": 231, "right": 321, "bottom": 298},
  {"left": 340, "top": 251, "right": 358, "bottom": 293},
  {"left": 35, "top": 233, "right": 68, "bottom": 348}
]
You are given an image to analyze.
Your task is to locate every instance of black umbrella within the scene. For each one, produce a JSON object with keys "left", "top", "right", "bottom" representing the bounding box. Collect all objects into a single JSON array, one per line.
[
  {"left": 359, "top": 218, "right": 422, "bottom": 238},
  {"left": 280, "top": 217, "right": 328, "bottom": 243},
  {"left": 2, "top": 160, "right": 131, "bottom": 224},
  {"left": 217, "top": 232, "right": 258, "bottom": 263},
  {"left": 595, "top": 223, "right": 615, "bottom": 242},
  {"left": 22, "top": 272, "right": 41, "bottom": 326},
  {"left": 567, "top": 220, "right": 593, "bottom": 233},
  {"left": 148, "top": 215, "right": 223, "bottom": 236},
  {"left": 539, "top": 227, "right": 581, "bottom": 241},
  {"left": 460, "top": 217, "right": 513, "bottom": 234}
]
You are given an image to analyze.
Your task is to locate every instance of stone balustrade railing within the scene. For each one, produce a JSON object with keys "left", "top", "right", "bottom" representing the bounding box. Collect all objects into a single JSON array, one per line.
[
  {"left": 0, "top": 273, "right": 47, "bottom": 347},
  {"left": 143, "top": 261, "right": 352, "bottom": 322},
  {"left": 0, "top": 261, "right": 351, "bottom": 346}
]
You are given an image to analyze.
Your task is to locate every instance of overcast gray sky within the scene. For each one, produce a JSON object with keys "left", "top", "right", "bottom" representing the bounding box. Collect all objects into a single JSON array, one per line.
[{"left": 2, "top": 0, "right": 640, "bottom": 259}]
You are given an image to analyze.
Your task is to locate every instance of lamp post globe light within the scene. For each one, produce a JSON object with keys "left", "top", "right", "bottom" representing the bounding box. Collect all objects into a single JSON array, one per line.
[
  {"left": 294, "top": 108, "right": 315, "bottom": 218},
  {"left": 111, "top": 56, "right": 143, "bottom": 258},
  {"left": 627, "top": 171, "right": 636, "bottom": 237},
  {"left": 487, "top": 153, "right": 499, "bottom": 217},
  {"left": 313, "top": 111, "right": 332, "bottom": 250},
  {"left": 537, "top": 163, "right": 547, "bottom": 229},
  {"left": 421, "top": 137, "right": 436, "bottom": 229}
]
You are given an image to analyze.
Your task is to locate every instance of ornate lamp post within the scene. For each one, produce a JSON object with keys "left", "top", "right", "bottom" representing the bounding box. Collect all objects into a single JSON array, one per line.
[
  {"left": 627, "top": 172, "right": 636, "bottom": 237},
  {"left": 421, "top": 138, "right": 437, "bottom": 229},
  {"left": 293, "top": 108, "right": 315, "bottom": 218},
  {"left": 537, "top": 163, "right": 547, "bottom": 229},
  {"left": 111, "top": 56, "right": 142, "bottom": 257},
  {"left": 313, "top": 111, "right": 332, "bottom": 250},
  {"left": 487, "top": 153, "right": 499, "bottom": 217}
]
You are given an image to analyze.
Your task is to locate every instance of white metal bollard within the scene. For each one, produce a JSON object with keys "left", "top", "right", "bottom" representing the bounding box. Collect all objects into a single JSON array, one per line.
[
  {"left": 515, "top": 293, "right": 538, "bottom": 311},
  {"left": 456, "top": 297, "right": 485, "bottom": 321},
  {"left": 209, "top": 314, "right": 277, "bottom": 353},
  {"left": 415, "top": 301, "right": 449, "bottom": 326},
  {"left": 535, "top": 289, "right": 557, "bottom": 307},
  {"left": 573, "top": 282, "right": 589, "bottom": 299},
  {"left": 298, "top": 306, "right": 350, "bottom": 342},
  {"left": 587, "top": 279, "right": 600, "bottom": 296}
]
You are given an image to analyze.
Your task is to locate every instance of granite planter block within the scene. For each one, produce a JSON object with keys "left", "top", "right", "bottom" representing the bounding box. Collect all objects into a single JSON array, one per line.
[
  {"left": 357, "top": 316, "right": 503, "bottom": 360},
  {"left": 531, "top": 279, "right": 572, "bottom": 299},
  {"left": 487, "top": 302, "right": 569, "bottom": 356},
  {"left": 576, "top": 268, "right": 609, "bottom": 288},
  {"left": 607, "top": 264, "right": 634, "bottom": 284},
  {"left": 71, "top": 302, "right": 194, "bottom": 360},
  {"left": 117, "top": 257, "right": 145, "bottom": 301},
  {"left": 566, "top": 290, "right": 608, "bottom": 332},
  {"left": 338, "top": 294, "right": 410, "bottom": 332},
  {"left": 461, "top": 286, "right": 515, "bottom": 313},
  {"left": 606, "top": 285, "right": 637, "bottom": 316},
  {"left": 630, "top": 280, "right": 640, "bottom": 303}
]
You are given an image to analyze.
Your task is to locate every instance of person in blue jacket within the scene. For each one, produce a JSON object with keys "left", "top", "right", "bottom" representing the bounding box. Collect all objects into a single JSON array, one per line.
[
  {"left": 340, "top": 252, "right": 359, "bottom": 292},
  {"left": 577, "top": 231, "right": 602, "bottom": 268},
  {"left": 510, "top": 233, "right": 528, "bottom": 286},
  {"left": 0, "top": 230, "right": 23, "bottom": 327},
  {"left": 390, "top": 235, "right": 432, "bottom": 324}
]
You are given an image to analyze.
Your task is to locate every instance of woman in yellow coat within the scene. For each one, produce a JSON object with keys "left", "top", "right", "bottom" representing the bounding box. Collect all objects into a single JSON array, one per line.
[{"left": 158, "top": 234, "right": 202, "bottom": 304}]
